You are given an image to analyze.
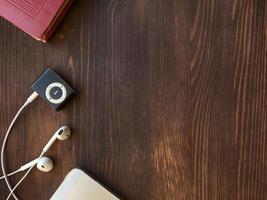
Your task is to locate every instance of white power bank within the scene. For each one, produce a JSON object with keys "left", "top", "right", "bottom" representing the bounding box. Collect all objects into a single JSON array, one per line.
[{"left": 50, "top": 168, "right": 120, "bottom": 200}]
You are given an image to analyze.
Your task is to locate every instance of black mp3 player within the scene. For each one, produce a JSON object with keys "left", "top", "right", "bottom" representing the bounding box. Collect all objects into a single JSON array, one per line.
[{"left": 31, "top": 68, "right": 76, "bottom": 111}]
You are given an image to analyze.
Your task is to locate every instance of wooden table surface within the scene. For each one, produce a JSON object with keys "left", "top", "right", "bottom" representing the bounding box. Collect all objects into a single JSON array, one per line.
[{"left": 0, "top": 0, "right": 266, "bottom": 199}]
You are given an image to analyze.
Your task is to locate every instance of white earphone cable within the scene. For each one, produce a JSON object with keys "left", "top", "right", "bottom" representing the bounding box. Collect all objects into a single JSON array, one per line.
[
  {"left": 1, "top": 92, "right": 38, "bottom": 200},
  {"left": 0, "top": 169, "right": 21, "bottom": 180},
  {"left": 6, "top": 152, "right": 44, "bottom": 200},
  {"left": 1, "top": 102, "right": 28, "bottom": 200}
]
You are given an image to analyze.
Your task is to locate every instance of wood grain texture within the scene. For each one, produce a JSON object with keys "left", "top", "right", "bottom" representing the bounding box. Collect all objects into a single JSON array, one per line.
[{"left": 0, "top": 0, "right": 266, "bottom": 199}]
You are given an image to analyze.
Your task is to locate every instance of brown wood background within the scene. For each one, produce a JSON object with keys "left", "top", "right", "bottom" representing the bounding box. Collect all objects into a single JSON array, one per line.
[{"left": 0, "top": 0, "right": 266, "bottom": 199}]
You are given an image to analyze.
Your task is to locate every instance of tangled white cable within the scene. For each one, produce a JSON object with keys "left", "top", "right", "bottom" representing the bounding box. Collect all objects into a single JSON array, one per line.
[{"left": 1, "top": 92, "right": 39, "bottom": 199}]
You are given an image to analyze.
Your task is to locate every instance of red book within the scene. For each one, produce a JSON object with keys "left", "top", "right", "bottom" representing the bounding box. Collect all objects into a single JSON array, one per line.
[{"left": 0, "top": 0, "right": 73, "bottom": 42}]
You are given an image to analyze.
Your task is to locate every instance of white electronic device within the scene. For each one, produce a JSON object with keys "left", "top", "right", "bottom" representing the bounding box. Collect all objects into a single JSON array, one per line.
[{"left": 50, "top": 168, "right": 121, "bottom": 200}]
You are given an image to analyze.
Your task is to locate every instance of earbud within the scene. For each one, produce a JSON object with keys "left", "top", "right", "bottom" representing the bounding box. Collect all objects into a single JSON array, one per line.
[
  {"left": 56, "top": 126, "right": 71, "bottom": 140},
  {"left": 0, "top": 156, "right": 53, "bottom": 180},
  {"left": 36, "top": 157, "right": 53, "bottom": 172},
  {"left": 19, "top": 156, "right": 53, "bottom": 172},
  {"left": 1, "top": 126, "right": 72, "bottom": 200},
  {"left": 1, "top": 126, "right": 70, "bottom": 181},
  {"left": 42, "top": 126, "right": 71, "bottom": 153}
]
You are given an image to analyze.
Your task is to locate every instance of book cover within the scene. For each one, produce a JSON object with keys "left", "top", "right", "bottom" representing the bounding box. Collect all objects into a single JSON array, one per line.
[{"left": 0, "top": 0, "right": 73, "bottom": 42}]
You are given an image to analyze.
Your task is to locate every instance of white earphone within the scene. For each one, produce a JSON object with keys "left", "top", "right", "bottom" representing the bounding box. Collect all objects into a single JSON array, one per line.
[
  {"left": 0, "top": 156, "right": 53, "bottom": 180},
  {"left": 1, "top": 126, "right": 71, "bottom": 183},
  {"left": 42, "top": 126, "right": 71, "bottom": 153},
  {"left": 5, "top": 126, "right": 72, "bottom": 199},
  {"left": 20, "top": 156, "right": 54, "bottom": 172}
]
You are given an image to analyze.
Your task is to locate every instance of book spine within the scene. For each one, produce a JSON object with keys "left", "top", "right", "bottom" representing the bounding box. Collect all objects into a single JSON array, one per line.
[{"left": 41, "top": 0, "right": 74, "bottom": 42}]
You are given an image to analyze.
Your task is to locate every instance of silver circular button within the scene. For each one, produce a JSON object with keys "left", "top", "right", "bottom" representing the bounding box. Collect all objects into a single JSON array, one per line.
[{"left": 45, "top": 82, "right": 67, "bottom": 104}]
